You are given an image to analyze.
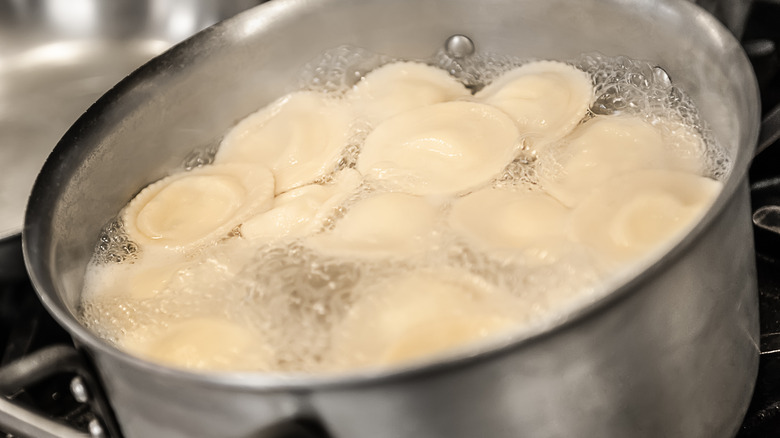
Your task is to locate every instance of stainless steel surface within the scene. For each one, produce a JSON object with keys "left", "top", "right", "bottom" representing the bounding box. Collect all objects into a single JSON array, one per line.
[
  {"left": 88, "top": 418, "right": 105, "bottom": 438},
  {"left": 692, "top": 0, "right": 754, "bottom": 38},
  {"left": 21, "top": 0, "right": 761, "bottom": 437},
  {"left": 0, "top": 0, "right": 262, "bottom": 242},
  {"left": 70, "top": 376, "right": 89, "bottom": 404},
  {"left": 0, "top": 396, "right": 89, "bottom": 438},
  {"left": 444, "top": 34, "right": 475, "bottom": 59}
]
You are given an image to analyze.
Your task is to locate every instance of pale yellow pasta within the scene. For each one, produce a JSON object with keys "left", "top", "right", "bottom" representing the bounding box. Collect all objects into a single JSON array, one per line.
[
  {"left": 475, "top": 60, "right": 593, "bottom": 147},
  {"left": 449, "top": 188, "right": 569, "bottom": 249},
  {"left": 122, "top": 317, "right": 270, "bottom": 371},
  {"left": 241, "top": 169, "right": 362, "bottom": 241},
  {"left": 348, "top": 61, "right": 470, "bottom": 124},
  {"left": 538, "top": 116, "right": 686, "bottom": 207},
  {"left": 122, "top": 164, "right": 274, "bottom": 251},
  {"left": 330, "top": 272, "right": 521, "bottom": 368},
  {"left": 215, "top": 91, "right": 353, "bottom": 194},
  {"left": 569, "top": 169, "right": 722, "bottom": 261},
  {"left": 308, "top": 192, "right": 437, "bottom": 257},
  {"left": 357, "top": 101, "right": 519, "bottom": 195}
]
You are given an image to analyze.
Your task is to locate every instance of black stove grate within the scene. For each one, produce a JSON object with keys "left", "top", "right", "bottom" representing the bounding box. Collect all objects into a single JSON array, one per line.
[{"left": 0, "top": 281, "right": 91, "bottom": 435}]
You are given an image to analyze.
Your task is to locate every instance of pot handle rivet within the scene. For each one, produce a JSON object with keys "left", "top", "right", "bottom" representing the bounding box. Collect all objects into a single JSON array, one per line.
[
  {"left": 445, "top": 34, "right": 475, "bottom": 59},
  {"left": 70, "top": 376, "right": 89, "bottom": 403},
  {"left": 652, "top": 66, "right": 672, "bottom": 88},
  {"left": 88, "top": 418, "right": 106, "bottom": 438}
]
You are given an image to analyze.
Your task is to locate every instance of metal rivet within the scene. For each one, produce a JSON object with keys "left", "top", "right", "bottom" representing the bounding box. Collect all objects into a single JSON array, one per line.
[
  {"left": 70, "top": 376, "right": 89, "bottom": 403},
  {"left": 445, "top": 34, "right": 475, "bottom": 59},
  {"left": 652, "top": 66, "right": 672, "bottom": 88},
  {"left": 88, "top": 418, "right": 106, "bottom": 438}
]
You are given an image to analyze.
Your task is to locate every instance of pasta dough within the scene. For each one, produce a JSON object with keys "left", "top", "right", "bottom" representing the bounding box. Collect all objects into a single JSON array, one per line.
[
  {"left": 330, "top": 272, "right": 520, "bottom": 367},
  {"left": 121, "top": 317, "right": 269, "bottom": 371},
  {"left": 357, "top": 101, "right": 519, "bottom": 195},
  {"left": 475, "top": 61, "right": 593, "bottom": 147},
  {"left": 449, "top": 188, "right": 569, "bottom": 250},
  {"left": 569, "top": 169, "right": 722, "bottom": 261},
  {"left": 348, "top": 61, "right": 470, "bottom": 124},
  {"left": 122, "top": 164, "right": 274, "bottom": 251},
  {"left": 538, "top": 116, "right": 683, "bottom": 207},
  {"left": 241, "top": 169, "right": 362, "bottom": 241},
  {"left": 215, "top": 91, "right": 354, "bottom": 194},
  {"left": 308, "top": 192, "right": 437, "bottom": 256}
]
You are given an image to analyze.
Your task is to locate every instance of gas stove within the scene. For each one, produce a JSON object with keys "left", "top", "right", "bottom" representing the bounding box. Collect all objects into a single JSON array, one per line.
[{"left": 2, "top": 1, "right": 780, "bottom": 437}]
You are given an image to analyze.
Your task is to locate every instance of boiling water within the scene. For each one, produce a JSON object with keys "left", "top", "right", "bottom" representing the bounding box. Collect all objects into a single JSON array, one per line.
[{"left": 79, "top": 47, "right": 730, "bottom": 373}]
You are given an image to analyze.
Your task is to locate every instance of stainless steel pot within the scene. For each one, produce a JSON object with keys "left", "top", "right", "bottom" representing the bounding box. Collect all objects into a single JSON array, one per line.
[
  {"left": 15, "top": 0, "right": 762, "bottom": 437},
  {"left": 690, "top": 0, "right": 753, "bottom": 38}
]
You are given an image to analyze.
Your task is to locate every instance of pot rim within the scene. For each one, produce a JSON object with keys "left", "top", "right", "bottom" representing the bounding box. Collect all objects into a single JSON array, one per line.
[{"left": 22, "top": 0, "right": 761, "bottom": 392}]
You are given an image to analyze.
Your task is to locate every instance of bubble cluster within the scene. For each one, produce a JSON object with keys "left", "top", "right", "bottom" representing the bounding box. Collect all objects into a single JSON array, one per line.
[
  {"left": 297, "top": 46, "right": 390, "bottom": 95},
  {"left": 575, "top": 54, "right": 729, "bottom": 179},
  {"left": 93, "top": 219, "right": 139, "bottom": 264},
  {"left": 182, "top": 144, "right": 218, "bottom": 171}
]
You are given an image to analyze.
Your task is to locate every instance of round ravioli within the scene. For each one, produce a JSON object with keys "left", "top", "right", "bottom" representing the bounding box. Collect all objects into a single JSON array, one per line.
[
  {"left": 537, "top": 116, "right": 683, "bottom": 207},
  {"left": 330, "top": 271, "right": 520, "bottom": 368},
  {"left": 241, "top": 169, "right": 362, "bottom": 241},
  {"left": 348, "top": 61, "right": 470, "bottom": 125},
  {"left": 449, "top": 188, "right": 569, "bottom": 250},
  {"left": 569, "top": 169, "right": 722, "bottom": 261},
  {"left": 122, "top": 164, "right": 274, "bottom": 251},
  {"left": 308, "top": 192, "right": 438, "bottom": 257},
  {"left": 357, "top": 101, "right": 519, "bottom": 195},
  {"left": 121, "top": 317, "right": 269, "bottom": 371},
  {"left": 475, "top": 60, "right": 593, "bottom": 147},
  {"left": 215, "top": 91, "right": 354, "bottom": 194}
]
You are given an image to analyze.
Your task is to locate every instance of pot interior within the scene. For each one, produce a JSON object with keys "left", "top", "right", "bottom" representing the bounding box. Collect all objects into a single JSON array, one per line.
[{"left": 23, "top": 0, "right": 759, "bottom": 376}]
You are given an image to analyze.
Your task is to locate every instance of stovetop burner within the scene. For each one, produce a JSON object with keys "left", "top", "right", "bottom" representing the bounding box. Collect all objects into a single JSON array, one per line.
[{"left": 0, "top": 281, "right": 92, "bottom": 436}]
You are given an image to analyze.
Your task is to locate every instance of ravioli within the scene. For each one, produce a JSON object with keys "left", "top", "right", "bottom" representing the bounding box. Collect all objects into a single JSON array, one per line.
[
  {"left": 475, "top": 60, "right": 593, "bottom": 147},
  {"left": 122, "top": 164, "right": 274, "bottom": 251},
  {"left": 348, "top": 61, "right": 470, "bottom": 124},
  {"left": 241, "top": 169, "right": 362, "bottom": 241},
  {"left": 449, "top": 188, "right": 569, "bottom": 250},
  {"left": 121, "top": 317, "right": 269, "bottom": 371},
  {"left": 308, "top": 192, "right": 437, "bottom": 256},
  {"left": 357, "top": 101, "right": 519, "bottom": 195},
  {"left": 215, "top": 91, "right": 354, "bottom": 194},
  {"left": 568, "top": 169, "right": 722, "bottom": 261},
  {"left": 537, "top": 116, "right": 685, "bottom": 207},
  {"left": 329, "top": 271, "right": 520, "bottom": 367},
  {"left": 82, "top": 53, "right": 725, "bottom": 375}
]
